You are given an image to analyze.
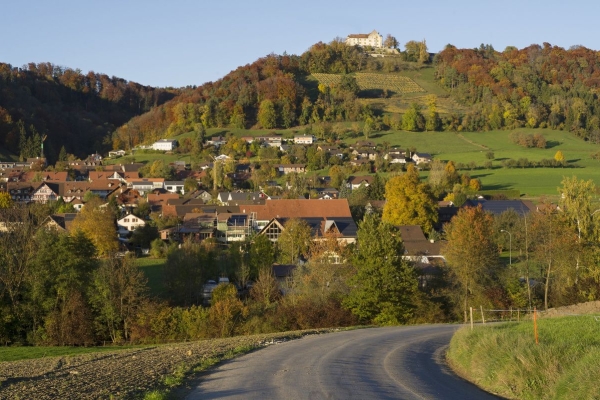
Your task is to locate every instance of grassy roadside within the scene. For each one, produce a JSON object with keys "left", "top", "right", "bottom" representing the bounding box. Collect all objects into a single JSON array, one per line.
[
  {"left": 446, "top": 317, "right": 600, "bottom": 399},
  {"left": 0, "top": 345, "right": 139, "bottom": 362}
]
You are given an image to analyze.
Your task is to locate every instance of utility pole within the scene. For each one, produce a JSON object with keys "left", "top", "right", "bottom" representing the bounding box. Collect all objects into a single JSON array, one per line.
[{"left": 500, "top": 229, "right": 512, "bottom": 265}]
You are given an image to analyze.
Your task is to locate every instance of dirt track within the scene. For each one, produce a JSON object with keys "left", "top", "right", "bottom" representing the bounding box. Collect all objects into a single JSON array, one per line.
[{"left": 0, "top": 330, "right": 334, "bottom": 399}]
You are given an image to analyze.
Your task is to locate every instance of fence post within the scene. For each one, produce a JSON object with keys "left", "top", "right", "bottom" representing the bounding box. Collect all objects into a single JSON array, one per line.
[
  {"left": 480, "top": 305, "right": 485, "bottom": 324},
  {"left": 517, "top": 308, "right": 520, "bottom": 322},
  {"left": 470, "top": 307, "right": 473, "bottom": 331},
  {"left": 510, "top": 307, "right": 513, "bottom": 321},
  {"left": 533, "top": 307, "right": 539, "bottom": 344}
]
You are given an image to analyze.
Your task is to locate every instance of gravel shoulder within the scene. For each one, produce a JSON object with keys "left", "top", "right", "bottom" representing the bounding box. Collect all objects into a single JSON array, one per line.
[{"left": 0, "top": 329, "right": 339, "bottom": 399}]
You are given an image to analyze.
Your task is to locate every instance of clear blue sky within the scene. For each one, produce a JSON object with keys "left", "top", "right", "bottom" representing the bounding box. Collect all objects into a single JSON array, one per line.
[{"left": 2, "top": 0, "right": 599, "bottom": 88}]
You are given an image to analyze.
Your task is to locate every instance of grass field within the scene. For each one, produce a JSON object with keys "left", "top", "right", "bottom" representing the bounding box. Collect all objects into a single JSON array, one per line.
[
  {"left": 447, "top": 316, "right": 600, "bottom": 399},
  {"left": 137, "top": 256, "right": 167, "bottom": 298},
  {"left": 344, "top": 128, "right": 600, "bottom": 197},
  {"left": 0, "top": 345, "right": 134, "bottom": 362}
]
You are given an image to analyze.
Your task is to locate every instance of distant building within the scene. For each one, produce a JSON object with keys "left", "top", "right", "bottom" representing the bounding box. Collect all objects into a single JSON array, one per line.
[
  {"left": 152, "top": 139, "right": 178, "bottom": 151},
  {"left": 294, "top": 135, "right": 316, "bottom": 144},
  {"left": 346, "top": 30, "right": 383, "bottom": 48}
]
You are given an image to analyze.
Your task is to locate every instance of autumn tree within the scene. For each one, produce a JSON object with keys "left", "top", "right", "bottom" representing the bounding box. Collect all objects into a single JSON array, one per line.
[
  {"left": 384, "top": 34, "right": 399, "bottom": 49},
  {"left": 258, "top": 99, "right": 277, "bottom": 129},
  {"left": 554, "top": 150, "right": 565, "bottom": 165},
  {"left": 382, "top": 164, "right": 438, "bottom": 233},
  {"left": 0, "top": 192, "right": 13, "bottom": 208},
  {"left": 277, "top": 219, "right": 312, "bottom": 264},
  {"left": 71, "top": 197, "right": 118, "bottom": 257},
  {"left": 343, "top": 214, "right": 420, "bottom": 324},
  {"left": 442, "top": 205, "right": 499, "bottom": 320},
  {"left": 528, "top": 205, "right": 578, "bottom": 310},
  {"left": 558, "top": 177, "right": 599, "bottom": 296}
]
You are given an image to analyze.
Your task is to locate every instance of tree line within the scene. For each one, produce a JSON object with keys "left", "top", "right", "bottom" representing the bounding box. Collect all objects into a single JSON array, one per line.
[
  {"left": 435, "top": 43, "right": 600, "bottom": 140},
  {"left": 0, "top": 62, "right": 177, "bottom": 162}
]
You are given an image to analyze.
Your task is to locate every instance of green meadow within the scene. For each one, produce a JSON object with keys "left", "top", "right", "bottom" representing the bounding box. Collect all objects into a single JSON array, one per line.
[{"left": 447, "top": 316, "right": 600, "bottom": 399}]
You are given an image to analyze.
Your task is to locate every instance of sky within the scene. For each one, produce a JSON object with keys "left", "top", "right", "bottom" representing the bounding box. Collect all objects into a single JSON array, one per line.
[{"left": 2, "top": 0, "right": 600, "bottom": 88}]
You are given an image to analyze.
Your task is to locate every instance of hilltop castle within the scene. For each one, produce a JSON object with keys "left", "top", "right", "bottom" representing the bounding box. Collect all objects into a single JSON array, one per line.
[{"left": 345, "top": 30, "right": 383, "bottom": 48}]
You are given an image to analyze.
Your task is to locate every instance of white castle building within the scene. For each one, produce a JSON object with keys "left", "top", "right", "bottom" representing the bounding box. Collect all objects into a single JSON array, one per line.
[{"left": 346, "top": 30, "right": 383, "bottom": 48}]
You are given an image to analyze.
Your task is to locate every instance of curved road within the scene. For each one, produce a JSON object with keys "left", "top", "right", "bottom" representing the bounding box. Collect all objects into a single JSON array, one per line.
[{"left": 185, "top": 325, "right": 501, "bottom": 400}]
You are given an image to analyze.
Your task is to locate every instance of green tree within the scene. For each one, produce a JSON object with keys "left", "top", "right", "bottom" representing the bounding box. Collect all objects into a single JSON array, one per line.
[
  {"left": 442, "top": 205, "right": 499, "bottom": 320},
  {"left": 89, "top": 254, "right": 148, "bottom": 343},
  {"left": 258, "top": 99, "right": 277, "bottom": 129},
  {"left": 164, "top": 240, "right": 217, "bottom": 307},
  {"left": 402, "top": 103, "right": 425, "bottom": 131},
  {"left": 343, "top": 215, "right": 420, "bottom": 324},
  {"left": 382, "top": 164, "right": 438, "bottom": 233}
]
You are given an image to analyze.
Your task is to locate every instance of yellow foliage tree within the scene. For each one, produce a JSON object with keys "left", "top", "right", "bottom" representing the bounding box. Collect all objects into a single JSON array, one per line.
[
  {"left": 382, "top": 164, "right": 438, "bottom": 233},
  {"left": 72, "top": 197, "right": 118, "bottom": 257},
  {"left": 0, "top": 192, "right": 13, "bottom": 208}
]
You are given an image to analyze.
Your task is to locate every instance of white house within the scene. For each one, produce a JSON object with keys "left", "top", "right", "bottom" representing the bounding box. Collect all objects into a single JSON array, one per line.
[
  {"left": 152, "top": 139, "right": 178, "bottom": 151},
  {"left": 108, "top": 150, "right": 126, "bottom": 158},
  {"left": 164, "top": 181, "right": 185, "bottom": 195},
  {"left": 117, "top": 214, "right": 146, "bottom": 236},
  {"left": 346, "top": 30, "right": 383, "bottom": 48},
  {"left": 294, "top": 135, "right": 316, "bottom": 144}
]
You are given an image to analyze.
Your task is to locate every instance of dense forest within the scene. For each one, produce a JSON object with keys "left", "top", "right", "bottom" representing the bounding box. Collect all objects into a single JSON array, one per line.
[
  {"left": 4, "top": 40, "right": 600, "bottom": 160},
  {"left": 435, "top": 43, "right": 600, "bottom": 140},
  {"left": 0, "top": 62, "right": 177, "bottom": 161}
]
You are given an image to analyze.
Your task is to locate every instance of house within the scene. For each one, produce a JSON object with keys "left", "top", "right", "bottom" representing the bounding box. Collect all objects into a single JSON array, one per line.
[
  {"left": 255, "top": 134, "right": 283, "bottom": 147},
  {"left": 108, "top": 150, "right": 126, "bottom": 158},
  {"left": 352, "top": 140, "right": 376, "bottom": 150},
  {"left": 347, "top": 175, "right": 374, "bottom": 190},
  {"left": 259, "top": 216, "right": 358, "bottom": 244},
  {"left": 43, "top": 213, "right": 78, "bottom": 233},
  {"left": 164, "top": 181, "right": 185, "bottom": 194},
  {"left": 147, "top": 192, "right": 180, "bottom": 213},
  {"left": 294, "top": 134, "right": 316, "bottom": 144},
  {"left": 117, "top": 214, "right": 146, "bottom": 236},
  {"left": 21, "top": 171, "right": 69, "bottom": 182},
  {"left": 349, "top": 159, "right": 371, "bottom": 168},
  {"left": 152, "top": 139, "right": 178, "bottom": 151},
  {"left": 3, "top": 182, "right": 36, "bottom": 203},
  {"left": 461, "top": 199, "right": 535, "bottom": 217},
  {"left": 113, "top": 188, "right": 143, "bottom": 213},
  {"left": 346, "top": 30, "right": 383, "bottom": 48},
  {"left": 242, "top": 198, "right": 354, "bottom": 233},
  {"left": 214, "top": 154, "right": 231, "bottom": 162},
  {"left": 316, "top": 188, "right": 339, "bottom": 199},
  {"left": 274, "top": 164, "right": 306, "bottom": 175},
  {"left": 411, "top": 152, "right": 432, "bottom": 165},
  {"left": 131, "top": 178, "right": 164, "bottom": 195},
  {"left": 188, "top": 189, "right": 213, "bottom": 203},
  {"left": 352, "top": 149, "right": 378, "bottom": 160},
  {"left": 208, "top": 136, "right": 227, "bottom": 147}
]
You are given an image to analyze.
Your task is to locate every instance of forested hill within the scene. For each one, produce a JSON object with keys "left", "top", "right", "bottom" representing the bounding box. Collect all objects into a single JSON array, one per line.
[
  {"left": 109, "top": 40, "right": 424, "bottom": 149},
  {"left": 0, "top": 62, "right": 178, "bottom": 162},
  {"left": 435, "top": 43, "right": 600, "bottom": 141},
  {"left": 111, "top": 40, "right": 600, "bottom": 151}
]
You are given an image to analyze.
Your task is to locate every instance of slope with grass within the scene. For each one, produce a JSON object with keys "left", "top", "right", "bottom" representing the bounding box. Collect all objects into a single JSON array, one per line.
[{"left": 447, "top": 315, "right": 600, "bottom": 399}]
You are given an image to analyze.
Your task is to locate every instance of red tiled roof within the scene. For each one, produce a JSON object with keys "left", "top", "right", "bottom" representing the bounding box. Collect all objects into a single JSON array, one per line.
[{"left": 241, "top": 199, "right": 352, "bottom": 220}]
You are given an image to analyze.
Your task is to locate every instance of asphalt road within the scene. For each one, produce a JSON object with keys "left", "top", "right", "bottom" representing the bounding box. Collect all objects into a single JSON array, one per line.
[{"left": 185, "top": 325, "right": 501, "bottom": 400}]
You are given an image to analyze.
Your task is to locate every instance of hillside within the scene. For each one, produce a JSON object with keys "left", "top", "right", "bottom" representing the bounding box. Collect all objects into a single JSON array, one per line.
[{"left": 0, "top": 62, "right": 178, "bottom": 162}]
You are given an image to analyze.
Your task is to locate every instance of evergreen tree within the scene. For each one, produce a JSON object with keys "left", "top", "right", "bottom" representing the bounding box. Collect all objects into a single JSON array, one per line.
[{"left": 343, "top": 214, "right": 420, "bottom": 324}]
